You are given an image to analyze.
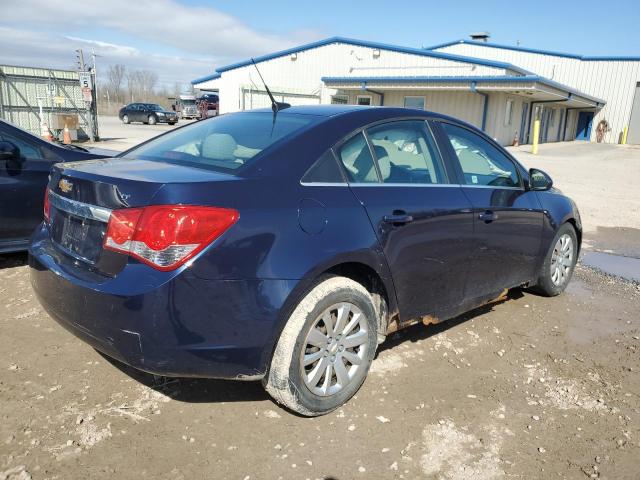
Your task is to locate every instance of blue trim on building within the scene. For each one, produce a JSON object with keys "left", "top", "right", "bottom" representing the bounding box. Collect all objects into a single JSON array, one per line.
[
  {"left": 190, "top": 72, "right": 221, "bottom": 85},
  {"left": 321, "top": 75, "right": 606, "bottom": 105},
  {"left": 427, "top": 39, "right": 640, "bottom": 62},
  {"left": 191, "top": 36, "right": 534, "bottom": 85}
]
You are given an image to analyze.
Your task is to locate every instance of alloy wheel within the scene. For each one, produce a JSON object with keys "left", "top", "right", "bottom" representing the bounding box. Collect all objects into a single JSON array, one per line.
[
  {"left": 300, "top": 302, "right": 369, "bottom": 397},
  {"left": 550, "top": 234, "right": 573, "bottom": 286}
]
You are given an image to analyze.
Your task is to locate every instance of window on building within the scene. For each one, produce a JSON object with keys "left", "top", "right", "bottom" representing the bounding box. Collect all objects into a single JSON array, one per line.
[
  {"left": 504, "top": 99, "right": 514, "bottom": 126},
  {"left": 366, "top": 120, "right": 446, "bottom": 184},
  {"left": 356, "top": 95, "right": 372, "bottom": 106},
  {"left": 403, "top": 96, "right": 426, "bottom": 110},
  {"left": 441, "top": 122, "right": 521, "bottom": 188},
  {"left": 331, "top": 95, "right": 348, "bottom": 105},
  {"left": 549, "top": 109, "right": 556, "bottom": 127},
  {"left": 336, "top": 132, "right": 378, "bottom": 183}
]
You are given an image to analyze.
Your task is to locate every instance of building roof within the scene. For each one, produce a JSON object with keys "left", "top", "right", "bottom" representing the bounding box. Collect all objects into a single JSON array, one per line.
[
  {"left": 191, "top": 36, "right": 533, "bottom": 85},
  {"left": 321, "top": 75, "right": 606, "bottom": 106},
  {"left": 427, "top": 39, "right": 640, "bottom": 62}
]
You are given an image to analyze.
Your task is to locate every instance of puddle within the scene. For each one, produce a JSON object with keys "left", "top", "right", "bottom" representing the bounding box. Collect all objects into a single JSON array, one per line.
[{"left": 581, "top": 251, "right": 640, "bottom": 282}]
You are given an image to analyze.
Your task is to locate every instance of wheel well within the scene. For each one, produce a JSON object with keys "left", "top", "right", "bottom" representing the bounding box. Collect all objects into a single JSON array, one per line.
[
  {"left": 325, "top": 262, "right": 392, "bottom": 335},
  {"left": 566, "top": 218, "right": 582, "bottom": 254}
]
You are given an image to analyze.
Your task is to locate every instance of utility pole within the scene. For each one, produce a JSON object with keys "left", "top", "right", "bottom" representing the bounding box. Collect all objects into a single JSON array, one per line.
[{"left": 90, "top": 48, "right": 100, "bottom": 140}]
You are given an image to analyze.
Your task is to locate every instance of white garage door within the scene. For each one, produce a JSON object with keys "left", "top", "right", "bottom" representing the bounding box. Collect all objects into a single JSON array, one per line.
[{"left": 241, "top": 88, "right": 320, "bottom": 110}]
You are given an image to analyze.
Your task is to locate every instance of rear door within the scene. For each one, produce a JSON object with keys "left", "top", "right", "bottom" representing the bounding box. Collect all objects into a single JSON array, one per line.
[
  {"left": 434, "top": 120, "right": 543, "bottom": 299},
  {"left": 336, "top": 119, "right": 474, "bottom": 321},
  {"left": 0, "top": 126, "right": 60, "bottom": 245}
]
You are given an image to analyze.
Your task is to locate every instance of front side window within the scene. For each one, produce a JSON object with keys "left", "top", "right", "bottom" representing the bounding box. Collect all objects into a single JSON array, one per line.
[
  {"left": 0, "top": 130, "right": 43, "bottom": 159},
  {"left": 441, "top": 122, "right": 521, "bottom": 188},
  {"left": 366, "top": 121, "right": 446, "bottom": 184},
  {"left": 336, "top": 132, "right": 378, "bottom": 183},
  {"left": 126, "top": 112, "right": 315, "bottom": 172}
]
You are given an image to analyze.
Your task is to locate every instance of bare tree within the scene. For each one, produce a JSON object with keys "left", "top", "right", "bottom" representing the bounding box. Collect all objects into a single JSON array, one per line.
[
  {"left": 107, "top": 64, "right": 126, "bottom": 103},
  {"left": 139, "top": 70, "right": 158, "bottom": 101}
]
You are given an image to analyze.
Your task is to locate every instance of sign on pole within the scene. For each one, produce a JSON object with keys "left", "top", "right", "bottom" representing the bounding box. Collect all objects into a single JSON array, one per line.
[
  {"left": 81, "top": 87, "right": 93, "bottom": 103},
  {"left": 78, "top": 71, "right": 92, "bottom": 90}
]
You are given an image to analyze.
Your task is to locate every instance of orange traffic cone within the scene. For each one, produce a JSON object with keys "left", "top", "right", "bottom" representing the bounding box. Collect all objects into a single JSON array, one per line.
[
  {"left": 63, "top": 125, "right": 71, "bottom": 145},
  {"left": 41, "top": 122, "right": 53, "bottom": 141}
]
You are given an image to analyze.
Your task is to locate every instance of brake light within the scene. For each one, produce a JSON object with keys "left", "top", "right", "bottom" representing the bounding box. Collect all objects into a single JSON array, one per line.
[
  {"left": 44, "top": 189, "right": 51, "bottom": 223},
  {"left": 104, "top": 205, "right": 239, "bottom": 271}
]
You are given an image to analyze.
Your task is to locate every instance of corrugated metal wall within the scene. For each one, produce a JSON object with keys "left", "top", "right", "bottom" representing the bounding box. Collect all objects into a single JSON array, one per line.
[
  {"left": 210, "top": 42, "right": 509, "bottom": 114},
  {"left": 0, "top": 65, "right": 89, "bottom": 136},
  {"left": 433, "top": 44, "right": 640, "bottom": 144}
]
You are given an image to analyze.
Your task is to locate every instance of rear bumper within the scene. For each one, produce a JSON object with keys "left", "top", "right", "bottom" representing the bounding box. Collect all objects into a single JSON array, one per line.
[{"left": 29, "top": 227, "right": 297, "bottom": 379}]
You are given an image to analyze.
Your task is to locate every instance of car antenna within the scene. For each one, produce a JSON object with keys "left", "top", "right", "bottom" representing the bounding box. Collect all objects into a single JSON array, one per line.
[{"left": 251, "top": 58, "right": 290, "bottom": 114}]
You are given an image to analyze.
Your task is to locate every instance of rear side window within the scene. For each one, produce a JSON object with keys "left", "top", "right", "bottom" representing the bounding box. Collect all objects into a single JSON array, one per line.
[
  {"left": 441, "top": 123, "right": 521, "bottom": 188},
  {"left": 302, "top": 150, "right": 344, "bottom": 183},
  {"left": 336, "top": 133, "right": 379, "bottom": 183},
  {"left": 126, "top": 112, "right": 315, "bottom": 172},
  {"left": 366, "top": 120, "right": 446, "bottom": 184}
]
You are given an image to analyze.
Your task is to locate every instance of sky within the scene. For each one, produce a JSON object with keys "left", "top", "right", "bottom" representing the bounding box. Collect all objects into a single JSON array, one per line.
[{"left": 1, "top": 0, "right": 638, "bottom": 90}]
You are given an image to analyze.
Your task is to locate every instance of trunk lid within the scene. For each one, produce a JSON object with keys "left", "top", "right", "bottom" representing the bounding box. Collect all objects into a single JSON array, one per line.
[{"left": 47, "top": 158, "right": 235, "bottom": 274}]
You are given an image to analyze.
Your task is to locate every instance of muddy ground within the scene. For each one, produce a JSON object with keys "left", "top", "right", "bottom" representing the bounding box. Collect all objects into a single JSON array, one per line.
[{"left": 1, "top": 254, "right": 638, "bottom": 480}]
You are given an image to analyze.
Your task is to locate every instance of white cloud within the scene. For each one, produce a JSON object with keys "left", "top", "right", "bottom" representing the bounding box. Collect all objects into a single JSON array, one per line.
[
  {"left": 1, "top": 0, "right": 318, "bottom": 57},
  {"left": 0, "top": 27, "right": 218, "bottom": 87},
  {"left": 0, "top": 1, "right": 323, "bottom": 88}
]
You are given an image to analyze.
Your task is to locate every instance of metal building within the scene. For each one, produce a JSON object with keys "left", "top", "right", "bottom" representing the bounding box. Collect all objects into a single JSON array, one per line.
[
  {"left": 429, "top": 39, "right": 640, "bottom": 144},
  {"left": 0, "top": 65, "right": 93, "bottom": 139},
  {"left": 192, "top": 36, "right": 638, "bottom": 145}
]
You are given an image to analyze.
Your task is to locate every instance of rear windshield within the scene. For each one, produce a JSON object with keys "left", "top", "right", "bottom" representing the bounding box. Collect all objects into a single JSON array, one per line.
[{"left": 125, "top": 112, "right": 314, "bottom": 172}]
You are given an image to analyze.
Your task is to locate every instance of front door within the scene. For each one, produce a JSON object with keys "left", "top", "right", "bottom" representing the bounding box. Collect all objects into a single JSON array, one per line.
[
  {"left": 435, "top": 121, "right": 544, "bottom": 300},
  {"left": 575, "top": 111, "right": 594, "bottom": 141},
  {"left": 0, "top": 128, "right": 58, "bottom": 247},
  {"left": 335, "top": 120, "right": 474, "bottom": 321}
]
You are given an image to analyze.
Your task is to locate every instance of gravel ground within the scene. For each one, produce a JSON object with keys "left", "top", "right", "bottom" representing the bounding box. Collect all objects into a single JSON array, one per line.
[
  {"left": 93, "top": 115, "right": 195, "bottom": 152},
  {"left": 508, "top": 142, "right": 640, "bottom": 259},
  {"left": 1, "top": 141, "right": 639, "bottom": 479}
]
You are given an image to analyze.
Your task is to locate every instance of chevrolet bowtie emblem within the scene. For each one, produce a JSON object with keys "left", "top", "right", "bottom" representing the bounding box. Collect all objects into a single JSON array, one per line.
[{"left": 58, "top": 178, "right": 73, "bottom": 193}]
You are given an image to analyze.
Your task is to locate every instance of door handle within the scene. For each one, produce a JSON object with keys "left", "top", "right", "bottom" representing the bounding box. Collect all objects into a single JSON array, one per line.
[
  {"left": 478, "top": 210, "right": 498, "bottom": 223},
  {"left": 383, "top": 213, "right": 414, "bottom": 225}
]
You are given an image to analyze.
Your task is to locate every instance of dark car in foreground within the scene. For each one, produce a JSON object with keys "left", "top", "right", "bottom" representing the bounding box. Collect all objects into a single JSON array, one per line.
[
  {"left": 29, "top": 106, "right": 581, "bottom": 415},
  {"left": 0, "top": 119, "right": 106, "bottom": 253},
  {"left": 118, "top": 103, "right": 178, "bottom": 125}
]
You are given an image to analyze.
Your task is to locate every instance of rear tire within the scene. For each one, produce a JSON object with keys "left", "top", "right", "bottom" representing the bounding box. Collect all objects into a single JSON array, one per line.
[
  {"left": 122, "top": 114, "right": 129, "bottom": 124},
  {"left": 148, "top": 115, "right": 157, "bottom": 125},
  {"left": 264, "top": 276, "right": 378, "bottom": 416},
  {"left": 534, "top": 223, "right": 578, "bottom": 296}
]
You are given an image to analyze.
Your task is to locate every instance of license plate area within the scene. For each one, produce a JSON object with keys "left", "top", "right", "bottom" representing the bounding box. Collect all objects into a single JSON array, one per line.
[{"left": 50, "top": 209, "right": 107, "bottom": 264}]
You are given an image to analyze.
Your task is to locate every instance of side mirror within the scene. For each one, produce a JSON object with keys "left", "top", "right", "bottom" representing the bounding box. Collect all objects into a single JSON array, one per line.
[
  {"left": 0, "top": 141, "right": 20, "bottom": 161},
  {"left": 529, "top": 168, "right": 553, "bottom": 191}
]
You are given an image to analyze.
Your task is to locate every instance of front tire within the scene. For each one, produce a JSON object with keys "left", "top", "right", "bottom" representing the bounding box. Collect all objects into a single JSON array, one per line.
[
  {"left": 534, "top": 223, "right": 578, "bottom": 296},
  {"left": 264, "top": 276, "right": 378, "bottom": 416}
]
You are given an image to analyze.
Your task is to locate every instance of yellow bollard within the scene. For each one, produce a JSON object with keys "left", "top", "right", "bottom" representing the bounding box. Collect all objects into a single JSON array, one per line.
[
  {"left": 532, "top": 119, "right": 540, "bottom": 155},
  {"left": 622, "top": 126, "right": 628, "bottom": 145}
]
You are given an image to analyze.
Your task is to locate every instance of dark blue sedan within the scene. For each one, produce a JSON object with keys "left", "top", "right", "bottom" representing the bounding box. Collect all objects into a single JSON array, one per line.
[
  {"left": 0, "top": 119, "right": 106, "bottom": 253},
  {"left": 29, "top": 105, "right": 581, "bottom": 415}
]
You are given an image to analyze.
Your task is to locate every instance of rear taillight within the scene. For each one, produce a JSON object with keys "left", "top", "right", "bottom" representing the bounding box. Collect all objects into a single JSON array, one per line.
[
  {"left": 103, "top": 205, "right": 239, "bottom": 271},
  {"left": 43, "top": 189, "right": 51, "bottom": 223}
]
